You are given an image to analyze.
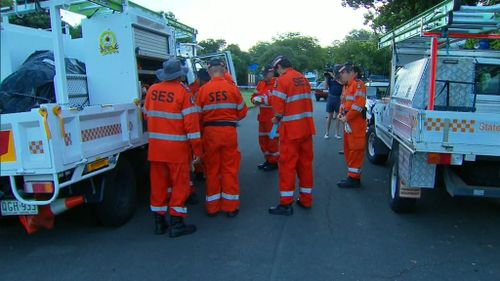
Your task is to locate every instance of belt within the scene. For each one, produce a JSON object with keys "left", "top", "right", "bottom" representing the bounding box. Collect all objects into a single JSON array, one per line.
[{"left": 203, "top": 121, "right": 238, "bottom": 127}]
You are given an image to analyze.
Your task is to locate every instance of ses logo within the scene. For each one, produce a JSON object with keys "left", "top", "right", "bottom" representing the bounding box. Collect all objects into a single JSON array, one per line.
[
  {"left": 99, "top": 31, "right": 119, "bottom": 56},
  {"left": 479, "top": 122, "right": 500, "bottom": 132}
]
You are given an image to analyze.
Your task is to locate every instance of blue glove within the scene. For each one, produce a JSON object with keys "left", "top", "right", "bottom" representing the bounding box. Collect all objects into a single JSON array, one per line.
[{"left": 269, "top": 123, "right": 279, "bottom": 140}]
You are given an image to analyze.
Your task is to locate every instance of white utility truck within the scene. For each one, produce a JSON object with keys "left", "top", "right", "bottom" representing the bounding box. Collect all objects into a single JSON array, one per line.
[
  {"left": 0, "top": 0, "right": 230, "bottom": 232},
  {"left": 366, "top": 0, "right": 500, "bottom": 212}
]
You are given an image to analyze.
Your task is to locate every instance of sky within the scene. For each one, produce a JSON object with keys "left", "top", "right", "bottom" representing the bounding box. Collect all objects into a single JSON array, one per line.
[{"left": 131, "top": 0, "right": 369, "bottom": 51}]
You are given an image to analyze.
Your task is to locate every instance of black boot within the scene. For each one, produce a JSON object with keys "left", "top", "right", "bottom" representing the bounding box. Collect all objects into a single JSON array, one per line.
[
  {"left": 268, "top": 204, "right": 293, "bottom": 216},
  {"left": 257, "top": 161, "right": 269, "bottom": 170},
  {"left": 226, "top": 209, "right": 239, "bottom": 218},
  {"left": 296, "top": 199, "right": 311, "bottom": 209},
  {"left": 169, "top": 216, "right": 197, "bottom": 238},
  {"left": 186, "top": 192, "right": 199, "bottom": 205},
  {"left": 262, "top": 162, "right": 278, "bottom": 172},
  {"left": 337, "top": 177, "right": 361, "bottom": 188},
  {"left": 154, "top": 213, "right": 168, "bottom": 235}
]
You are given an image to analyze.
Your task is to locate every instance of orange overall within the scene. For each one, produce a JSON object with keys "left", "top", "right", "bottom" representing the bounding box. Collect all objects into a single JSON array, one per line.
[
  {"left": 342, "top": 78, "right": 367, "bottom": 179},
  {"left": 251, "top": 77, "right": 279, "bottom": 164},
  {"left": 195, "top": 77, "right": 248, "bottom": 214},
  {"left": 144, "top": 81, "right": 202, "bottom": 217},
  {"left": 272, "top": 69, "right": 316, "bottom": 207}
]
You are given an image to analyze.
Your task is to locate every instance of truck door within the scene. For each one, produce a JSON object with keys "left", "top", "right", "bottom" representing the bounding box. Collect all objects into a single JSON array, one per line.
[{"left": 187, "top": 51, "right": 238, "bottom": 86}]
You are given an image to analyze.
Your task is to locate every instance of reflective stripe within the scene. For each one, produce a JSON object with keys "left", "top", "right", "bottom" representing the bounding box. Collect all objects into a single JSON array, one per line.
[
  {"left": 265, "top": 152, "right": 280, "bottom": 157},
  {"left": 300, "top": 187, "right": 312, "bottom": 194},
  {"left": 237, "top": 101, "right": 246, "bottom": 110},
  {"left": 202, "top": 103, "right": 238, "bottom": 111},
  {"left": 259, "top": 132, "right": 268, "bottom": 136},
  {"left": 280, "top": 191, "right": 294, "bottom": 197},
  {"left": 221, "top": 193, "right": 239, "bottom": 200},
  {"left": 182, "top": 106, "right": 200, "bottom": 116},
  {"left": 354, "top": 91, "right": 366, "bottom": 98},
  {"left": 171, "top": 207, "right": 187, "bottom": 214},
  {"left": 167, "top": 187, "right": 172, "bottom": 193},
  {"left": 263, "top": 95, "right": 269, "bottom": 105},
  {"left": 282, "top": 112, "right": 313, "bottom": 122},
  {"left": 275, "top": 113, "right": 283, "bottom": 118},
  {"left": 187, "top": 132, "right": 201, "bottom": 140},
  {"left": 348, "top": 168, "right": 361, "bottom": 174},
  {"left": 273, "top": 90, "right": 287, "bottom": 100},
  {"left": 149, "top": 132, "right": 187, "bottom": 142},
  {"left": 147, "top": 110, "right": 183, "bottom": 120},
  {"left": 260, "top": 105, "right": 272, "bottom": 108},
  {"left": 345, "top": 96, "right": 356, "bottom": 101},
  {"left": 287, "top": 93, "right": 312, "bottom": 103},
  {"left": 351, "top": 105, "right": 364, "bottom": 112},
  {"left": 150, "top": 206, "right": 168, "bottom": 212},
  {"left": 206, "top": 193, "right": 221, "bottom": 202}
]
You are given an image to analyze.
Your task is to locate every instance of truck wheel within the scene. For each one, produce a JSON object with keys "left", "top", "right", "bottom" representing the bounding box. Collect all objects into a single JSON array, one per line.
[
  {"left": 95, "top": 158, "right": 137, "bottom": 227},
  {"left": 366, "top": 125, "right": 389, "bottom": 165},
  {"left": 389, "top": 154, "right": 416, "bottom": 213}
]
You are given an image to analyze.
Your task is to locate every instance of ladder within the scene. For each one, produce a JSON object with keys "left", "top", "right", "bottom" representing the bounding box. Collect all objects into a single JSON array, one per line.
[{"left": 379, "top": 0, "right": 500, "bottom": 49}]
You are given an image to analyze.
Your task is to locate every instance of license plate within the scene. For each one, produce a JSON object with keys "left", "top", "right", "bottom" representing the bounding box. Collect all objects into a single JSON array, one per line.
[{"left": 0, "top": 200, "right": 38, "bottom": 216}]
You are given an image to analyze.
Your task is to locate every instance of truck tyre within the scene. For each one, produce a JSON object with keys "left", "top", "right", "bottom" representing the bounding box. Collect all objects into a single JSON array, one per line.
[
  {"left": 366, "top": 125, "right": 389, "bottom": 165},
  {"left": 95, "top": 158, "right": 137, "bottom": 226},
  {"left": 389, "top": 147, "right": 416, "bottom": 213}
]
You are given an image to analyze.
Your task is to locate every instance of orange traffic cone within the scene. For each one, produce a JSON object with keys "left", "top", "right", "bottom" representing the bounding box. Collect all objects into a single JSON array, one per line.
[{"left": 19, "top": 195, "right": 85, "bottom": 234}]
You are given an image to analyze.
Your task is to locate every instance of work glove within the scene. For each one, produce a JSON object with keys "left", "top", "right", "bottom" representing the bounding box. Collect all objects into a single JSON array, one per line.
[{"left": 344, "top": 122, "right": 352, "bottom": 134}]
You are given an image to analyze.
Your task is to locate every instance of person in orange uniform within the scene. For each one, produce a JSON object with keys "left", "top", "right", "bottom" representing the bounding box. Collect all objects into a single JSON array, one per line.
[
  {"left": 268, "top": 56, "right": 316, "bottom": 216},
  {"left": 337, "top": 64, "right": 366, "bottom": 188},
  {"left": 189, "top": 69, "right": 211, "bottom": 182},
  {"left": 195, "top": 58, "right": 248, "bottom": 217},
  {"left": 251, "top": 65, "right": 279, "bottom": 171},
  {"left": 144, "top": 59, "right": 201, "bottom": 237}
]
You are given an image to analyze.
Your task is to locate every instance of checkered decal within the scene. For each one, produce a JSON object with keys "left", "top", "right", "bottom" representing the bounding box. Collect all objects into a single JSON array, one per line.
[
  {"left": 64, "top": 132, "right": 72, "bottom": 146},
  {"left": 81, "top": 124, "right": 122, "bottom": 142},
  {"left": 424, "top": 118, "right": 475, "bottom": 133},
  {"left": 29, "top": 140, "right": 44, "bottom": 154}
]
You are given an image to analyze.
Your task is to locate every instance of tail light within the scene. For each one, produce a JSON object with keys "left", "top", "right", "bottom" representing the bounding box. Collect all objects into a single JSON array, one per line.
[
  {"left": 24, "top": 181, "right": 54, "bottom": 194},
  {"left": 427, "top": 153, "right": 452, "bottom": 165}
]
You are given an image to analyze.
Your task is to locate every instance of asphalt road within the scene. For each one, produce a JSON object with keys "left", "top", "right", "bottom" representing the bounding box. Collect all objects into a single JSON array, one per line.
[{"left": 1, "top": 100, "right": 500, "bottom": 281}]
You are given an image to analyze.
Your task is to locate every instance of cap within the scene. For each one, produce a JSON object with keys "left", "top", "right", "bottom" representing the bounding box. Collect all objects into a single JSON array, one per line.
[
  {"left": 271, "top": 55, "right": 285, "bottom": 68},
  {"left": 207, "top": 58, "right": 225, "bottom": 69},
  {"left": 262, "top": 64, "right": 274, "bottom": 74}
]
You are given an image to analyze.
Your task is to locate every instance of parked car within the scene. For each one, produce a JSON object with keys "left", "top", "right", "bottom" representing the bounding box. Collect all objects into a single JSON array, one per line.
[{"left": 314, "top": 81, "right": 328, "bottom": 101}]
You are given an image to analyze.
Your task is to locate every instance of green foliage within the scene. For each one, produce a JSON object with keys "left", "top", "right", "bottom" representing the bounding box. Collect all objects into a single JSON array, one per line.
[
  {"left": 249, "top": 32, "right": 327, "bottom": 73},
  {"left": 9, "top": 11, "right": 50, "bottom": 29},
  {"left": 198, "top": 39, "right": 227, "bottom": 55},
  {"left": 327, "top": 29, "right": 390, "bottom": 76},
  {"left": 224, "top": 44, "right": 252, "bottom": 85}
]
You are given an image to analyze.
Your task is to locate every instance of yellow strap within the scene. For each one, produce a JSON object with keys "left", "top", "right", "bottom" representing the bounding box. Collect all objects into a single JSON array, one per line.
[
  {"left": 52, "top": 106, "right": 66, "bottom": 138},
  {"left": 134, "top": 98, "right": 143, "bottom": 122},
  {"left": 38, "top": 108, "right": 52, "bottom": 140}
]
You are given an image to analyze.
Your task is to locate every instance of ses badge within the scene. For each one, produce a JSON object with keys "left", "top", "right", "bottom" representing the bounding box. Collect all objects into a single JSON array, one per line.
[{"left": 99, "top": 31, "right": 119, "bottom": 55}]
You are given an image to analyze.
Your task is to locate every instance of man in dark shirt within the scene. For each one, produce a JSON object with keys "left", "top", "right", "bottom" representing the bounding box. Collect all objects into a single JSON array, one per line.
[{"left": 324, "top": 64, "right": 343, "bottom": 139}]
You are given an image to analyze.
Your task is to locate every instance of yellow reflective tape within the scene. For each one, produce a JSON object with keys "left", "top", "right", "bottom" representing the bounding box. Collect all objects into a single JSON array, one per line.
[
  {"left": 38, "top": 108, "right": 51, "bottom": 140},
  {"left": 134, "top": 98, "right": 143, "bottom": 122},
  {"left": 52, "top": 106, "right": 66, "bottom": 138}
]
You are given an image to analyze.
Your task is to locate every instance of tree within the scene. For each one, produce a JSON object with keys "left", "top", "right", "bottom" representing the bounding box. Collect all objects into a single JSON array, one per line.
[
  {"left": 327, "top": 29, "right": 390, "bottom": 76},
  {"left": 249, "top": 33, "right": 327, "bottom": 73},
  {"left": 198, "top": 39, "right": 227, "bottom": 55},
  {"left": 224, "top": 44, "right": 252, "bottom": 85},
  {"left": 341, "top": 0, "right": 490, "bottom": 33}
]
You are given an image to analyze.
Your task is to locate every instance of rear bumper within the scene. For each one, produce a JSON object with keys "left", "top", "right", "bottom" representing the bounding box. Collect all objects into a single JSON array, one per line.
[{"left": 444, "top": 167, "right": 500, "bottom": 198}]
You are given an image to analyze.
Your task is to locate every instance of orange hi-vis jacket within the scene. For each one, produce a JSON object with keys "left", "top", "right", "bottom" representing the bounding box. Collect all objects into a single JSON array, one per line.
[
  {"left": 144, "top": 81, "right": 202, "bottom": 163},
  {"left": 195, "top": 77, "right": 247, "bottom": 124},
  {"left": 189, "top": 80, "right": 200, "bottom": 94},
  {"left": 251, "top": 78, "right": 277, "bottom": 122},
  {"left": 272, "top": 68, "right": 316, "bottom": 140},
  {"left": 224, "top": 70, "right": 235, "bottom": 84},
  {"left": 343, "top": 78, "right": 367, "bottom": 131}
]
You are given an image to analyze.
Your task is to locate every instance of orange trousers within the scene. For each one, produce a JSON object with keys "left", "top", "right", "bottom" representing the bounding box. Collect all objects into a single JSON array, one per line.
[
  {"left": 149, "top": 161, "right": 190, "bottom": 217},
  {"left": 343, "top": 118, "right": 367, "bottom": 179},
  {"left": 258, "top": 121, "right": 279, "bottom": 164},
  {"left": 202, "top": 126, "right": 241, "bottom": 214},
  {"left": 278, "top": 136, "right": 314, "bottom": 207}
]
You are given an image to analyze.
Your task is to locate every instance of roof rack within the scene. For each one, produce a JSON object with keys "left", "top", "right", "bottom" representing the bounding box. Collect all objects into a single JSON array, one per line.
[
  {"left": 379, "top": 0, "right": 500, "bottom": 49},
  {"left": 0, "top": 0, "right": 198, "bottom": 41}
]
